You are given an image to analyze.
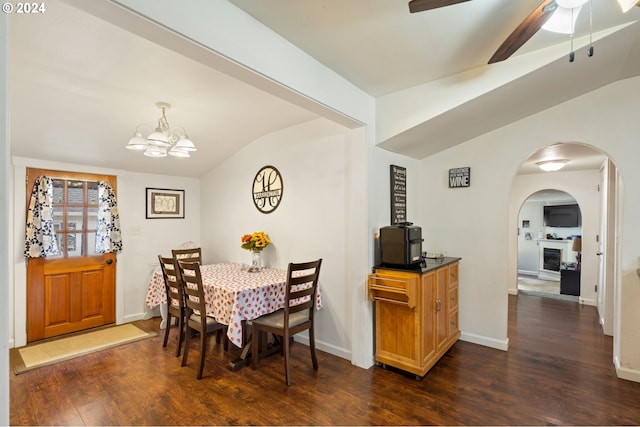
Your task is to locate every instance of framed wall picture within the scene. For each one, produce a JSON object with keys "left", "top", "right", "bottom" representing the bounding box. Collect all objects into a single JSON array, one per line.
[
  {"left": 146, "top": 188, "right": 185, "bottom": 219},
  {"left": 252, "top": 165, "right": 283, "bottom": 214},
  {"left": 390, "top": 165, "right": 407, "bottom": 224}
]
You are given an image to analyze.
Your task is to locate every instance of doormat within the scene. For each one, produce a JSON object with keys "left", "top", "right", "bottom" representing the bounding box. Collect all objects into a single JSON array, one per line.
[{"left": 10, "top": 322, "right": 157, "bottom": 375}]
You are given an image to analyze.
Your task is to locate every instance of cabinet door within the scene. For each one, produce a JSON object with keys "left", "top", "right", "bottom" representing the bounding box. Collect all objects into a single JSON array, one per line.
[
  {"left": 369, "top": 272, "right": 421, "bottom": 367},
  {"left": 421, "top": 271, "right": 436, "bottom": 365},
  {"left": 435, "top": 266, "right": 449, "bottom": 351}
]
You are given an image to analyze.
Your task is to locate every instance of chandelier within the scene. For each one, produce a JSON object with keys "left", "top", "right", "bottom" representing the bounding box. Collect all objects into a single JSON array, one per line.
[{"left": 126, "top": 102, "right": 197, "bottom": 158}]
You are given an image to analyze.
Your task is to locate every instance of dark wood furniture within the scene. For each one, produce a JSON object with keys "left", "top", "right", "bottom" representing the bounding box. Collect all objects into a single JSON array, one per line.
[
  {"left": 560, "top": 268, "right": 581, "bottom": 296},
  {"left": 251, "top": 259, "right": 323, "bottom": 386},
  {"left": 171, "top": 247, "right": 202, "bottom": 264},
  {"left": 157, "top": 256, "right": 186, "bottom": 357},
  {"left": 176, "top": 260, "right": 227, "bottom": 379}
]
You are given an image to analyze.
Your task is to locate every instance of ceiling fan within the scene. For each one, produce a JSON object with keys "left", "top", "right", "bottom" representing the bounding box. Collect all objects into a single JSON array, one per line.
[{"left": 408, "top": 0, "right": 640, "bottom": 64}]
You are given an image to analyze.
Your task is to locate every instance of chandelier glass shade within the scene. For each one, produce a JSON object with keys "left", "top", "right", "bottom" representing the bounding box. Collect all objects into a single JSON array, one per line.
[{"left": 126, "top": 102, "right": 197, "bottom": 158}]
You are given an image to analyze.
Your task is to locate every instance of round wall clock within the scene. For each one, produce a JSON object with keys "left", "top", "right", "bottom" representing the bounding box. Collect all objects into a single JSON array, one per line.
[{"left": 252, "top": 165, "right": 283, "bottom": 214}]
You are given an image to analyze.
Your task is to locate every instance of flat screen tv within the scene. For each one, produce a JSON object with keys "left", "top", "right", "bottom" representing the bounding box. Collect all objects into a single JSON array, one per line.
[{"left": 543, "top": 204, "right": 581, "bottom": 227}]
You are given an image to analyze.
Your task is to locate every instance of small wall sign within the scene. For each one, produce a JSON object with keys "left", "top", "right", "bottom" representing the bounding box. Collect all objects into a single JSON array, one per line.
[
  {"left": 390, "top": 165, "right": 407, "bottom": 224},
  {"left": 449, "top": 167, "right": 471, "bottom": 188},
  {"left": 252, "top": 165, "right": 283, "bottom": 214}
]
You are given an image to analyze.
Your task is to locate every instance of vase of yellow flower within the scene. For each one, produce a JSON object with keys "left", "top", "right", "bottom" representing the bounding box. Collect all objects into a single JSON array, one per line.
[{"left": 241, "top": 231, "right": 270, "bottom": 272}]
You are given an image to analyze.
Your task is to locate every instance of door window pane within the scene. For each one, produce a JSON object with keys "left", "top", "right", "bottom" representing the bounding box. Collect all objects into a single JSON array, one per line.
[
  {"left": 67, "top": 180, "right": 85, "bottom": 204},
  {"left": 88, "top": 182, "right": 99, "bottom": 205},
  {"left": 52, "top": 179, "right": 64, "bottom": 204}
]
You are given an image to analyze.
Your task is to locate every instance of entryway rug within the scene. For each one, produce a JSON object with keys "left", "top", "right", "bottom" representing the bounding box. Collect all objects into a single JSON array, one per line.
[{"left": 10, "top": 322, "right": 157, "bottom": 374}]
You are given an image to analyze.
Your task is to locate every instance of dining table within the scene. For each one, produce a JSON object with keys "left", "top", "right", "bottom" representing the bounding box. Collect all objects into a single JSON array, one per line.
[{"left": 145, "top": 262, "right": 323, "bottom": 352}]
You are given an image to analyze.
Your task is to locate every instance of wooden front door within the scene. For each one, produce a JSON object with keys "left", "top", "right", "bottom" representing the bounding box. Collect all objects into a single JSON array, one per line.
[{"left": 26, "top": 168, "right": 117, "bottom": 342}]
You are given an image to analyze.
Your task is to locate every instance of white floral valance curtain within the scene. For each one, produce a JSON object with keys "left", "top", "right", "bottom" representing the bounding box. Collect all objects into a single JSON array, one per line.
[
  {"left": 24, "top": 176, "right": 59, "bottom": 258},
  {"left": 95, "top": 181, "right": 123, "bottom": 253},
  {"left": 96, "top": 181, "right": 122, "bottom": 254}
]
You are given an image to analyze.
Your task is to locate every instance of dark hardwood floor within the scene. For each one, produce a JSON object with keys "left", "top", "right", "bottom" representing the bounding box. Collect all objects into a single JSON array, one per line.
[{"left": 10, "top": 294, "right": 640, "bottom": 425}]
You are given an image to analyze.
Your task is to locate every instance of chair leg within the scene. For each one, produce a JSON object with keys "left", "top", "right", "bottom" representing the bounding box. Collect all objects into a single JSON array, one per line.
[
  {"left": 309, "top": 326, "right": 318, "bottom": 370},
  {"left": 197, "top": 329, "right": 207, "bottom": 380},
  {"left": 223, "top": 327, "right": 229, "bottom": 352},
  {"left": 163, "top": 312, "right": 172, "bottom": 348},
  {"left": 283, "top": 332, "right": 291, "bottom": 386},
  {"left": 175, "top": 315, "right": 185, "bottom": 357},
  {"left": 182, "top": 325, "right": 192, "bottom": 367},
  {"left": 251, "top": 328, "right": 260, "bottom": 370}
]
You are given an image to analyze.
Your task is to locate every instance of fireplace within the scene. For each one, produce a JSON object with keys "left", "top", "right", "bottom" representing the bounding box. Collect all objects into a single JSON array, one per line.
[
  {"left": 543, "top": 248, "right": 562, "bottom": 272},
  {"left": 538, "top": 239, "right": 574, "bottom": 281}
]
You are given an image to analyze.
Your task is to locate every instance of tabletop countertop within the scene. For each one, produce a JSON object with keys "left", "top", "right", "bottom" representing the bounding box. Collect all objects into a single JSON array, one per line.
[{"left": 373, "top": 256, "right": 461, "bottom": 275}]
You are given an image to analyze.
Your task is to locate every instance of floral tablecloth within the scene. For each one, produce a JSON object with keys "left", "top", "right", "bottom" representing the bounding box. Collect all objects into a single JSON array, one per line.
[{"left": 145, "top": 262, "right": 322, "bottom": 347}]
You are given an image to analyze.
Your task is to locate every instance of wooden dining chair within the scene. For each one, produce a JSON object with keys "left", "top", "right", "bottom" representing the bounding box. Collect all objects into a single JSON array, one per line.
[
  {"left": 177, "top": 260, "right": 227, "bottom": 380},
  {"left": 251, "top": 258, "right": 322, "bottom": 386},
  {"left": 172, "top": 247, "right": 202, "bottom": 264},
  {"left": 157, "top": 255, "right": 186, "bottom": 357}
]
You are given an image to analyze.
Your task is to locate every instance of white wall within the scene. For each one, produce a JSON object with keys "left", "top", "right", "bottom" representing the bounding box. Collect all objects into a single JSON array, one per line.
[
  {"left": 200, "top": 118, "right": 356, "bottom": 359},
  {"left": 416, "top": 77, "right": 640, "bottom": 381},
  {"left": 10, "top": 157, "right": 200, "bottom": 347}
]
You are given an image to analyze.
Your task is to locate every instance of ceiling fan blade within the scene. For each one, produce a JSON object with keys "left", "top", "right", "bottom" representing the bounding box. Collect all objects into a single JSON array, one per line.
[
  {"left": 488, "top": 0, "right": 558, "bottom": 64},
  {"left": 408, "top": 0, "right": 472, "bottom": 14}
]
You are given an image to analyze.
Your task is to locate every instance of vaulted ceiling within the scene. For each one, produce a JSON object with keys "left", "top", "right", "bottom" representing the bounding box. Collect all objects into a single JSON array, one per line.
[{"left": 10, "top": 0, "right": 638, "bottom": 176}]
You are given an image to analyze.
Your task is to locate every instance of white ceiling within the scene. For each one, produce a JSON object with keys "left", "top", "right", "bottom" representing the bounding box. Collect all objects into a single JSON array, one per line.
[{"left": 10, "top": 0, "right": 637, "bottom": 177}]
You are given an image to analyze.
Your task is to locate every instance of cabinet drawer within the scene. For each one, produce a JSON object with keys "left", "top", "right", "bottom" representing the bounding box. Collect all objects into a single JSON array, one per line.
[
  {"left": 449, "top": 263, "right": 458, "bottom": 286},
  {"left": 368, "top": 273, "right": 418, "bottom": 308},
  {"left": 448, "top": 311, "right": 458, "bottom": 336},
  {"left": 449, "top": 287, "right": 458, "bottom": 310}
]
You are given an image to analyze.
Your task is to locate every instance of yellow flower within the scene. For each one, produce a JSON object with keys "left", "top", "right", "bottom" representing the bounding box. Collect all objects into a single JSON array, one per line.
[{"left": 241, "top": 231, "right": 271, "bottom": 252}]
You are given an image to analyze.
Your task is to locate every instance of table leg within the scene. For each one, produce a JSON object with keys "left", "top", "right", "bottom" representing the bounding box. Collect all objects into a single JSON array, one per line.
[{"left": 228, "top": 323, "right": 282, "bottom": 371}]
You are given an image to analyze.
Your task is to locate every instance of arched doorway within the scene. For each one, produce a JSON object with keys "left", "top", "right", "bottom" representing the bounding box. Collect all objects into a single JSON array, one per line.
[
  {"left": 508, "top": 142, "right": 619, "bottom": 336},
  {"left": 516, "top": 189, "right": 581, "bottom": 302}
]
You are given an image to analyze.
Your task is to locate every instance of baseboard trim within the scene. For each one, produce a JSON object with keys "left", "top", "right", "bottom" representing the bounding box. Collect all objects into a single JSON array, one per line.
[
  {"left": 293, "top": 335, "right": 352, "bottom": 362},
  {"left": 517, "top": 269, "right": 538, "bottom": 277},
  {"left": 614, "top": 356, "right": 640, "bottom": 383},
  {"left": 460, "top": 331, "right": 509, "bottom": 351}
]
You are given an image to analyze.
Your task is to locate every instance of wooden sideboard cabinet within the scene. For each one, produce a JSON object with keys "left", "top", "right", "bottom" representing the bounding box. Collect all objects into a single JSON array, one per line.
[{"left": 367, "top": 258, "right": 460, "bottom": 378}]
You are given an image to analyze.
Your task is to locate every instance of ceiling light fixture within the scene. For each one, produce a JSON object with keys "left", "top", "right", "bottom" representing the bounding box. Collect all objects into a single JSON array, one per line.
[
  {"left": 555, "top": 0, "right": 588, "bottom": 7},
  {"left": 126, "top": 102, "right": 197, "bottom": 158},
  {"left": 542, "top": 5, "right": 582, "bottom": 34},
  {"left": 617, "top": 0, "right": 639, "bottom": 13},
  {"left": 542, "top": 0, "right": 595, "bottom": 61},
  {"left": 536, "top": 159, "right": 569, "bottom": 172}
]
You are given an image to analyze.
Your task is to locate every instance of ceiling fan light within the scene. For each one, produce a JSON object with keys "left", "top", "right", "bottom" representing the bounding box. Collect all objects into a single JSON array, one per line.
[
  {"left": 536, "top": 159, "right": 568, "bottom": 172},
  {"left": 542, "top": 6, "right": 582, "bottom": 34},
  {"left": 617, "top": 0, "right": 638, "bottom": 13},
  {"left": 556, "top": 0, "right": 588, "bottom": 8},
  {"left": 126, "top": 132, "right": 148, "bottom": 150}
]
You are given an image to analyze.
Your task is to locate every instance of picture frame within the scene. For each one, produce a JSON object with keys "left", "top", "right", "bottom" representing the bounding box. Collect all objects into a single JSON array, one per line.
[{"left": 145, "top": 188, "right": 185, "bottom": 219}]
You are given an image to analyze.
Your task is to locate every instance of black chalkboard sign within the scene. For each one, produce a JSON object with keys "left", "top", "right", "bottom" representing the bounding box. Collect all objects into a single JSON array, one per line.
[
  {"left": 390, "top": 165, "right": 406, "bottom": 224},
  {"left": 449, "top": 167, "right": 470, "bottom": 188}
]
